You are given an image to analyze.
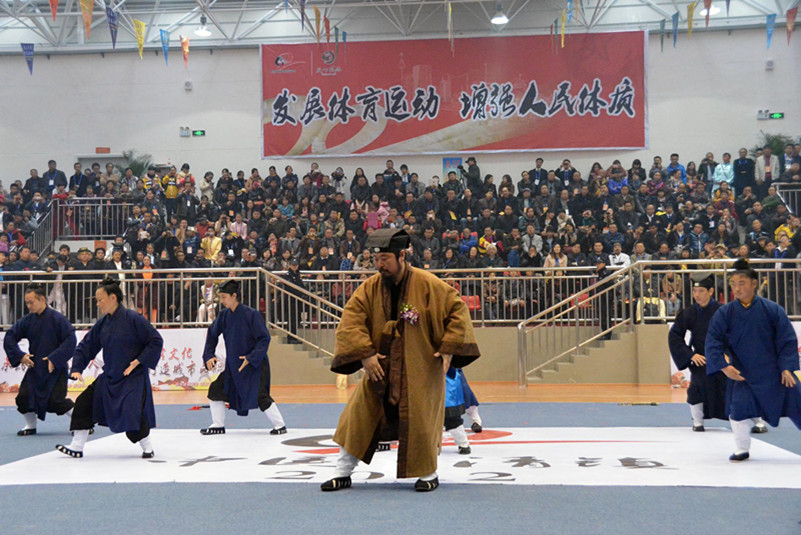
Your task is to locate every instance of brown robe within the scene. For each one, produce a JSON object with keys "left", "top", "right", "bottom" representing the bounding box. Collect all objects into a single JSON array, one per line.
[{"left": 331, "top": 266, "right": 480, "bottom": 478}]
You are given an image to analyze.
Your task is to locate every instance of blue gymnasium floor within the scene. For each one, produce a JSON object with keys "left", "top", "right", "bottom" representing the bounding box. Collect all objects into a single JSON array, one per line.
[{"left": 0, "top": 402, "right": 800, "bottom": 535}]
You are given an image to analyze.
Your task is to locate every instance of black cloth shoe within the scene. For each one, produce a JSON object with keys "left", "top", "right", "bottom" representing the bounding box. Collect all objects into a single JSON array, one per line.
[
  {"left": 270, "top": 426, "right": 287, "bottom": 435},
  {"left": 692, "top": 425, "right": 705, "bottom": 432},
  {"left": 729, "top": 452, "right": 750, "bottom": 462},
  {"left": 321, "top": 476, "right": 352, "bottom": 491},
  {"left": 17, "top": 428, "right": 36, "bottom": 436},
  {"left": 458, "top": 446, "right": 472, "bottom": 455},
  {"left": 414, "top": 477, "right": 439, "bottom": 492},
  {"left": 377, "top": 442, "right": 391, "bottom": 452},
  {"left": 142, "top": 451, "right": 155, "bottom": 459},
  {"left": 471, "top": 422, "right": 483, "bottom": 433},
  {"left": 200, "top": 427, "right": 226, "bottom": 435},
  {"left": 55, "top": 444, "right": 83, "bottom": 458},
  {"left": 751, "top": 424, "right": 768, "bottom": 434}
]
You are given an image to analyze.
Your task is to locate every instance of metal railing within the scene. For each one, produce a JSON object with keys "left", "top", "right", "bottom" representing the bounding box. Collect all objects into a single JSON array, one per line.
[
  {"left": 289, "top": 266, "right": 601, "bottom": 326},
  {"left": 517, "top": 257, "right": 801, "bottom": 386},
  {"left": 775, "top": 183, "right": 801, "bottom": 215},
  {"left": 517, "top": 264, "right": 638, "bottom": 386},
  {"left": 27, "top": 205, "right": 55, "bottom": 256},
  {"left": 52, "top": 198, "right": 136, "bottom": 240}
]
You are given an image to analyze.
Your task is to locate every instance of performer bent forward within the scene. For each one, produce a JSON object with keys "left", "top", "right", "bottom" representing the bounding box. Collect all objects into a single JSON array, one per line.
[{"left": 56, "top": 278, "right": 163, "bottom": 458}]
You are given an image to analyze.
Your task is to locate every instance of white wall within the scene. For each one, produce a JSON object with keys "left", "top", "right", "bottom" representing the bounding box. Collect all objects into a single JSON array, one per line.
[{"left": 1, "top": 28, "right": 798, "bottom": 185}]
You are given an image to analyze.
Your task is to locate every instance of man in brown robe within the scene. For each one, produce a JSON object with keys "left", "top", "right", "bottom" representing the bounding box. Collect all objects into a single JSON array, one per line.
[{"left": 321, "top": 229, "right": 480, "bottom": 492}]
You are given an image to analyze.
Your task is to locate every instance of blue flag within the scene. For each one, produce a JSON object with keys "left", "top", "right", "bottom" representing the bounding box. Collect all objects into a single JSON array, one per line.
[
  {"left": 160, "top": 29, "right": 170, "bottom": 66},
  {"left": 672, "top": 12, "right": 679, "bottom": 48},
  {"left": 106, "top": 7, "right": 118, "bottom": 49},
  {"left": 21, "top": 43, "right": 34, "bottom": 74},
  {"left": 766, "top": 14, "right": 776, "bottom": 49},
  {"left": 567, "top": 0, "right": 573, "bottom": 23}
]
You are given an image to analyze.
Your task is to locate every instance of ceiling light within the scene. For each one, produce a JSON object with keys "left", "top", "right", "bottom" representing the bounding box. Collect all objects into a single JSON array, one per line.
[
  {"left": 491, "top": 3, "right": 509, "bottom": 25},
  {"left": 194, "top": 15, "right": 212, "bottom": 37},
  {"left": 699, "top": 4, "right": 721, "bottom": 16}
]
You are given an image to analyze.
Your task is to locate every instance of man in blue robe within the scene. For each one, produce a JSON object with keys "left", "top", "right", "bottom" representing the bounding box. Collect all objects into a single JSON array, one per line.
[
  {"left": 56, "top": 279, "right": 163, "bottom": 459},
  {"left": 668, "top": 276, "right": 727, "bottom": 431},
  {"left": 706, "top": 259, "right": 801, "bottom": 461},
  {"left": 200, "top": 280, "right": 286, "bottom": 435},
  {"left": 4, "top": 283, "right": 76, "bottom": 436}
]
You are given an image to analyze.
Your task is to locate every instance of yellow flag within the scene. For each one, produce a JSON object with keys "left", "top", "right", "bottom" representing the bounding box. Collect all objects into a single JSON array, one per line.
[
  {"left": 560, "top": 8, "right": 566, "bottom": 48},
  {"left": 79, "top": 0, "right": 93, "bottom": 39},
  {"left": 133, "top": 19, "right": 146, "bottom": 59},
  {"left": 313, "top": 6, "right": 321, "bottom": 42},
  {"left": 687, "top": 2, "right": 696, "bottom": 38}
]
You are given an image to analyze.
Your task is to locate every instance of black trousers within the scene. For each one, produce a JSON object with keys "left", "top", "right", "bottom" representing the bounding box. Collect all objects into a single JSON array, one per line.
[
  {"left": 70, "top": 382, "right": 150, "bottom": 443},
  {"left": 16, "top": 372, "right": 74, "bottom": 417},
  {"left": 208, "top": 362, "right": 275, "bottom": 411}
]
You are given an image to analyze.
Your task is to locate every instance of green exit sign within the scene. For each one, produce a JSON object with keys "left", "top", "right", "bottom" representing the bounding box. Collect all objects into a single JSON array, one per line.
[
  {"left": 192, "top": 129, "right": 206, "bottom": 136},
  {"left": 769, "top": 112, "right": 785, "bottom": 119}
]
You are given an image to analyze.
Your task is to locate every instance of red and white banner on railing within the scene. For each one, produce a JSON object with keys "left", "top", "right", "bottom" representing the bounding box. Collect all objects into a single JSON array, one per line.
[{"left": 261, "top": 31, "right": 647, "bottom": 157}]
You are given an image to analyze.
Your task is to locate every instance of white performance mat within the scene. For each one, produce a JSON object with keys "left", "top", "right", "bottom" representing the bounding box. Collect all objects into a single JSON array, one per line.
[{"left": 1, "top": 427, "right": 799, "bottom": 488}]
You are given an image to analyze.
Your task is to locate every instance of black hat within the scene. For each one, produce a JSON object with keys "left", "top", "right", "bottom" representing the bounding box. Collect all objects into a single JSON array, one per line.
[
  {"left": 289, "top": 258, "right": 300, "bottom": 266},
  {"left": 693, "top": 276, "right": 715, "bottom": 290},
  {"left": 219, "top": 279, "right": 241, "bottom": 295},
  {"left": 732, "top": 258, "right": 758, "bottom": 280},
  {"left": 77, "top": 247, "right": 91, "bottom": 254},
  {"left": 365, "top": 228, "right": 410, "bottom": 254}
]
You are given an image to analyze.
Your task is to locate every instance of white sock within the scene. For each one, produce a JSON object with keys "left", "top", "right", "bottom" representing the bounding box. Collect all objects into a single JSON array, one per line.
[
  {"left": 730, "top": 418, "right": 754, "bottom": 454},
  {"left": 690, "top": 403, "right": 704, "bottom": 426},
  {"left": 22, "top": 412, "right": 37, "bottom": 430},
  {"left": 465, "top": 406, "right": 482, "bottom": 426},
  {"left": 68, "top": 429, "right": 90, "bottom": 452},
  {"left": 420, "top": 471, "right": 438, "bottom": 481},
  {"left": 333, "top": 449, "right": 360, "bottom": 478},
  {"left": 263, "top": 404, "right": 285, "bottom": 429},
  {"left": 448, "top": 424, "right": 470, "bottom": 448},
  {"left": 210, "top": 400, "right": 226, "bottom": 428},
  {"left": 138, "top": 436, "right": 153, "bottom": 453}
]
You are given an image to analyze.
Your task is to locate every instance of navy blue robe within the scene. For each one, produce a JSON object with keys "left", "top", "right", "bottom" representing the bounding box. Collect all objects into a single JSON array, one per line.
[
  {"left": 3, "top": 307, "right": 76, "bottom": 420},
  {"left": 70, "top": 307, "right": 163, "bottom": 433},
  {"left": 202, "top": 304, "right": 270, "bottom": 416},
  {"left": 706, "top": 296, "right": 801, "bottom": 428},
  {"left": 668, "top": 300, "right": 727, "bottom": 420}
]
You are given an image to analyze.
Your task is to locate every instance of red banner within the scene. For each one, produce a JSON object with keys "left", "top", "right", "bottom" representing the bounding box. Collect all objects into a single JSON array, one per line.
[{"left": 261, "top": 32, "right": 647, "bottom": 157}]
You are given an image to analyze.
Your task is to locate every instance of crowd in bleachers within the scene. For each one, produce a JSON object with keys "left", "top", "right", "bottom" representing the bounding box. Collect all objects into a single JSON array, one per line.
[{"left": 1, "top": 143, "right": 801, "bottom": 325}]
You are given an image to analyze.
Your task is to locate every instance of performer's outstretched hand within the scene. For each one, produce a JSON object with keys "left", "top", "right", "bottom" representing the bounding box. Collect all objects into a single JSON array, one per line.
[
  {"left": 123, "top": 359, "right": 140, "bottom": 376},
  {"left": 43, "top": 357, "right": 54, "bottom": 373},
  {"left": 20, "top": 354, "right": 34, "bottom": 369},
  {"left": 361, "top": 354, "right": 386, "bottom": 381},
  {"left": 238, "top": 356, "right": 249, "bottom": 372},
  {"left": 722, "top": 365, "right": 745, "bottom": 382},
  {"left": 781, "top": 370, "right": 798, "bottom": 388},
  {"left": 70, "top": 372, "right": 83, "bottom": 381},
  {"left": 206, "top": 357, "right": 218, "bottom": 371}
]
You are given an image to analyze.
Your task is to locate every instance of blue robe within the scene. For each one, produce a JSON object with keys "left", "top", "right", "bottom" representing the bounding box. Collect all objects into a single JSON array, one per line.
[
  {"left": 202, "top": 304, "right": 270, "bottom": 416},
  {"left": 445, "top": 366, "right": 466, "bottom": 421},
  {"left": 668, "top": 300, "right": 727, "bottom": 420},
  {"left": 705, "top": 296, "right": 801, "bottom": 428},
  {"left": 3, "top": 307, "right": 76, "bottom": 420},
  {"left": 71, "top": 307, "right": 163, "bottom": 433}
]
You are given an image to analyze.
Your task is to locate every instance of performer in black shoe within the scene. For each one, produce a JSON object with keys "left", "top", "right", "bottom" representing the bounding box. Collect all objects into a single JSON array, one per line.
[
  {"left": 4, "top": 283, "right": 76, "bottom": 436},
  {"left": 200, "top": 280, "right": 287, "bottom": 436},
  {"left": 668, "top": 276, "right": 727, "bottom": 432},
  {"left": 56, "top": 278, "right": 163, "bottom": 459}
]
